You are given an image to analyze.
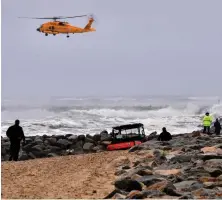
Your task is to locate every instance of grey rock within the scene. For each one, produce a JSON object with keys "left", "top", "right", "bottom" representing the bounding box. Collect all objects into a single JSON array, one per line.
[
  {"left": 28, "top": 152, "right": 36, "bottom": 159},
  {"left": 47, "top": 153, "right": 58, "bottom": 157},
  {"left": 46, "top": 137, "right": 57, "bottom": 146},
  {"left": 112, "top": 193, "right": 126, "bottom": 199},
  {"left": 104, "top": 189, "right": 128, "bottom": 199},
  {"left": 2, "top": 141, "right": 10, "bottom": 147},
  {"left": 199, "top": 154, "right": 222, "bottom": 161},
  {"left": 204, "top": 167, "right": 222, "bottom": 177},
  {"left": 128, "top": 145, "right": 144, "bottom": 153},
  {"left": 115, "top": 169, "right": 127, "bottom": 176},
  {"left": 114, "top": 178, "right": 142, "bottom": 192},
  {"left": 174, "top": 181, "right": 198, "bottom": 192},
  {"left": 54, "top": 135, "right": 66, "bottom": 140},
  {"left": 48, "top": 145, "right": 62, "bottom": 153},
  {"left": 179, "top": 193, "right": 194, "bottom": 199},
  {"left": 185, "top": 144, "right": 205, "bottom": 150},
  {"left": 22, "top": 143, "right": 34, "bottom": 152},
  {"left": 92, "top": 134, "right": 101, "bottom": 142},
  {"left": 67, "top": 135, "right": 78, "bottom": 142},
  {"left": 122, "top": 165, "right": 130, "bottom": 170},
  {"left": 25, "top": 138, "right": 33, "bottom": 144},
  {"left": 147, "top": 131, "right": 158, "bottom": 140},
  {"left": 126, "top": 190, "right": 145, "bottom": 199},
  {"left": 19, "top": 152, "right": 29, "bottom": 161},
  {"left": 204, "top": 159, "right": 222, "bottom": 169},
  {"left": 57, "top": 139, "right": 71, "bottom": 148},
  {"left": 184, "top": 167, "right": 210, "bottom": 178},
  {"left": 65, "top": 134, "right": 72, "bottom": 138},
  {"left": 75, "top": 140, "right": 84, "bottom": 147},
  {"left": 85, "top": 137, "right": 95, "bottom": 144},
  {"left": 31, "top": 150, "right": 48, "bottom": 158},
  {"left": 1, "top": 147, "right": 6, "bottom": 156},
  {"left": 3, "top": 155, "right": 10, "bottom": 161},
  {"left": 120, "top": 166, "right": 152, "bottom": 179},
  {"left": 78, "top": 135, "right": 85, "bottom": 141},
  {"left": 34, "top": 137, "right": 43, "bottom": 144},
  {"left": 191, "top": 188, "right": 219, "bottom": 199},
  {"left": 31, "top": 144, "right": 44, "bottom": 152},
  {"left": 100, "top": 130, "right": 111, "bottom": 141},
  {"left": 141, "top": 190, "right": 165, "bottom": 198},
  {"left": 83, "top": 142, "right": 94, "bottom": 151},
  {"left": 135, "top": 175, "right": 165, "bottom": 186},
  {"left": 189, "top": 182, "right": 204, "bottom": 191},
  {"left": 92, "top": 145, "right": 106, "bottom": 152},
  {"left": 170, "top": 155, "right": 193, "bottom": 163}
]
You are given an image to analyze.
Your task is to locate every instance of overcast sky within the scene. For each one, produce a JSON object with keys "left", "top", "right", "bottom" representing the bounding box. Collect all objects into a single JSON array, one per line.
[{"left": 2, "top": 0, "right": 222, "bottom": 99}]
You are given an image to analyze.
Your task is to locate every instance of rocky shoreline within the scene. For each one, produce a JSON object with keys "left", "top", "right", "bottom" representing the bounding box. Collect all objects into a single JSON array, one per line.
[
  {"left": 1, "top": 130, "right": 113, "bottom": 161},
  {"left": 2, "top": 129, "right": 222, "bottom": 199},
  {"left": 105, "top": 131, "right": 222, "bottom": 199}
]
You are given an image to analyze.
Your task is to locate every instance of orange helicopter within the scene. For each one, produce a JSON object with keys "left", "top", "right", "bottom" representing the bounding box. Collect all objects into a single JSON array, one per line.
[{"left": 19, "top": 14, "right": 96, "bottom": 38}]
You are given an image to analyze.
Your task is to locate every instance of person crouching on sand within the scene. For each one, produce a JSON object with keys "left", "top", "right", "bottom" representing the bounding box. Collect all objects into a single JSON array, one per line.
[
  {"left": 157, "top": 127, "right": 172, "bottom": 141},
  {"left": 203, "top": 112, "right": 213, "bottom": 134},
  {"left": 6, "top": 119, "right": 25, "bottom": 161}
]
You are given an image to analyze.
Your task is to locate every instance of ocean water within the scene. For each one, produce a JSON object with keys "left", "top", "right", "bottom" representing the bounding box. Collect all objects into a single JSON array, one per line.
[{"left": 1, "top": 96, "right": 222, "bottom": 137}]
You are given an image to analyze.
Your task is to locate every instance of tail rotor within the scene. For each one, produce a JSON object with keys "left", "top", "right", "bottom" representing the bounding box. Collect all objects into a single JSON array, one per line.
[{"left": 88, "top": 13, "right": 98, "bottom": 25}]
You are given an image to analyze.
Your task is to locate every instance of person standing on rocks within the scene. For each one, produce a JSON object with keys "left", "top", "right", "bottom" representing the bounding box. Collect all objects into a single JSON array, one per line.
[
  {"left": 202, "top": 112, "right": 213, "bottom": 134},
  {"left": 157, "top": 127, "right": 172, "bottom": 141},
  {"left": 6, "top": 119, "right": 25, "bottom": 161},
  {"left": 214, "top": 118, "right": 221, "bottom": 135}
]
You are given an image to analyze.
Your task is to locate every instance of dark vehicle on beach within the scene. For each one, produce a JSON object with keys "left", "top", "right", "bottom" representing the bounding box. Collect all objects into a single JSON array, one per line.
[{"left": 107, "top": 123, "right": 146, "bottom": 150}]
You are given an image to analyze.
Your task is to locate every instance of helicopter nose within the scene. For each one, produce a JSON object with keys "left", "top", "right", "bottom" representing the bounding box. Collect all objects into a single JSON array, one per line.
[{"left": 36, "top": 28, "right": 40, "bottom": 32}]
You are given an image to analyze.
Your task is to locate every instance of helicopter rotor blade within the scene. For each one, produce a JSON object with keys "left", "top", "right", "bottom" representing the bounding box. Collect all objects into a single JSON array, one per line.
[
  {"left": 59, "top": 15, "right": 87, "bottom": 19},
  {"left": 18, "top": 17, "right": 55, "bottom": 19},
  {"left": 18, "top": 15, "right": 87, "bottom": 20}
]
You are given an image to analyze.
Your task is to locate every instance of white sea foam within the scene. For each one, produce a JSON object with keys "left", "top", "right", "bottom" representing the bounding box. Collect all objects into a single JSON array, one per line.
[{"left": 1, "top": 96, "right": 222, "bottom": 137}]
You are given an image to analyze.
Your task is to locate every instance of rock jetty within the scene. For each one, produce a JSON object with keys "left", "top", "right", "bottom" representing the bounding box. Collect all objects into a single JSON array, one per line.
[
  {"left": 105, "top": 131, "right": 222, "bottom": 199},
  {"left": 1, "top": 130, "right": 112, "bottom": 161}
]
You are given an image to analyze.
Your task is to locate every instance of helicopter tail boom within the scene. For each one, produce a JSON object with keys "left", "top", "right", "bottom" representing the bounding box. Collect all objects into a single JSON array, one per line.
[{"left": 84, "top": 17, "right": 95, "bottom": 31}]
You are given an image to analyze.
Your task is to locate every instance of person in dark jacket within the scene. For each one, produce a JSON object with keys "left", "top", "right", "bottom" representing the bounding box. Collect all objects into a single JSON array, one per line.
[
  {"left": 6, "top": 119, "right": 25, "bottom": 161},
  {"left": 214, "top": 118, "right": 221, "bottom": 135},
  {"left": 158, "top": 127, "right": 172, "bottom": 141}
]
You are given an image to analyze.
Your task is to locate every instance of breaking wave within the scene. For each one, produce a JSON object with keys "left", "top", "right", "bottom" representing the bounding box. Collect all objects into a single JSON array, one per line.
[{"left": 1, "top": 96, "right": 222, "bottom": 137}]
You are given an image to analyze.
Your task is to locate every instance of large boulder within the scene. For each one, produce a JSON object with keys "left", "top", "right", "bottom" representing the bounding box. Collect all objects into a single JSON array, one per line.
[
  {"left": 34, "top": 136, "right": 44, "bottom": 145},
  {"left": 78, "top": 135, "right": 85, "bottom": 141},
  {"left": 174, "top": 181, "right": 199, "bottom": 192},
  {"left": 92, "top": 134, "right": 101, "bottom": 142},
  {"left": 67, "top": 135, "right": 78, "bottom": 143},
  {"left": 100, "top": 130, "right": 112, "bottom": 141},
  {"left": 46, "top": 137, "right": 57, "bottom": 146},
  {"left": 114, "top": 178, "right": 143, "bottom": 192},
  {"left": 135, "top": 175, "right": 166, "bottom": 187},
  {"left": 56, "top": 139, "right": 72, "bottom": 149},
  {"left": 83, "top": 142, "right": 95, "bottom": 151},
  {"left": 31, "top": 144, "right": 45, "bottom": 152}
]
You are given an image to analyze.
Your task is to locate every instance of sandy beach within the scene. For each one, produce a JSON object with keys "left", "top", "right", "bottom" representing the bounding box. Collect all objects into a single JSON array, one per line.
[
  {"left": 2, "top": 132, "right": 222, "bottom": 199},
  {"left": 2, "top": 150, "right": 135, "bottom": 199}
]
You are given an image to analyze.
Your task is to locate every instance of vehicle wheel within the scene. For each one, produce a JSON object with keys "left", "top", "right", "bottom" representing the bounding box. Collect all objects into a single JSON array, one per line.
[
  {"left": 53, "top": 34, "right": 56, "bottom": 36},
  {"left": 67, "top": 35, "right": 69, "bottom": 38},
  {"left": 45, "top": 33, "right": 48, "bottom": 36}
]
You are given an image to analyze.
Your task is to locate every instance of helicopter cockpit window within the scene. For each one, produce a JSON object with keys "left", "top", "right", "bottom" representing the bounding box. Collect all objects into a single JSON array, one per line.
[{"left": 59, "top": 22, "right": 65, "bottom": 26}]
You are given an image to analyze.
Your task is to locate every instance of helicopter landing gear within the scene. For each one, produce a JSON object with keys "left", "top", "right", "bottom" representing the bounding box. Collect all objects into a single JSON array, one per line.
[{"left": 45, "top": 33, "right": 48, "bottom": 36}]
